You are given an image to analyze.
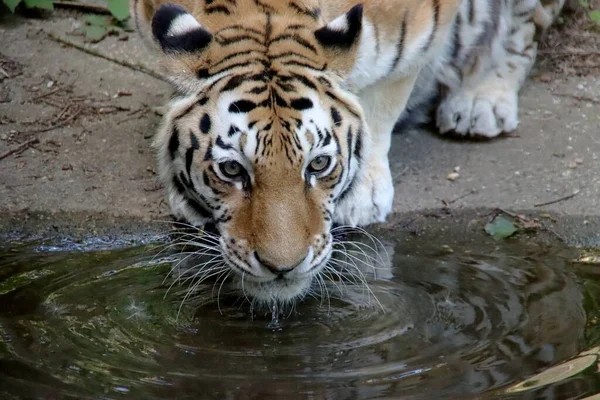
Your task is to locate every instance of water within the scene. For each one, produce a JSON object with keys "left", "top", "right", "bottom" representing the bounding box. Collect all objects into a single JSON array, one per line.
[{"left": 1, "top": 229, "right": 600, "bottom": 399}]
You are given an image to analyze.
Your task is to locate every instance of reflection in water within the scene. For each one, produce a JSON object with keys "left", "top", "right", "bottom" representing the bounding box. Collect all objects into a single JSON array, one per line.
[{"left": 0, "top": 229, "right": 598, "bottom": 399}]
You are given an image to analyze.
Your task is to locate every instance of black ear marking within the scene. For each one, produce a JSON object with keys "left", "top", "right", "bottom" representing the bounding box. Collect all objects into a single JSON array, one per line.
[
  {"left": 152, "top": 3, "right": 213, "bottom": 53},
  {"left": 314, "top": 4, "right": 363, "bottom": 49}
]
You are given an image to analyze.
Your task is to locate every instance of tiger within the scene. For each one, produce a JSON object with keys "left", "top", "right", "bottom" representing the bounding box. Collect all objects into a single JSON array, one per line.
[{"left": 133, "top": 0, "right": 566, "bottom": 304}]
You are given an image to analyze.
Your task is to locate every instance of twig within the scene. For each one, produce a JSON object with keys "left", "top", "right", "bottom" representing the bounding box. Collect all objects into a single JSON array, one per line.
[
  {"left": 19, "top": 109, "right": 82, "bottom": 134},
  {"left": 441, "top": 189, "right": 478, "bottom": 206},
  {"left": 31, "top": 87, "right": 63, "bottom": 102},
  {"left": 0, "top": 66, "right": 9, "bottom": 79},
  {"left": 47, "top": 33, "right": 167, "bottom": 82},
  {"left": 53, "top": 0, "right": 111, "bottom": 14},
  {"left": 553, "top": 92, "right": 600, "bottom": 105},
  {"left": 0, "top": 138, "right": 40, "bottom": 161},
  {"left": 534, "top": 191, "right": 579, "bottom": 207}
]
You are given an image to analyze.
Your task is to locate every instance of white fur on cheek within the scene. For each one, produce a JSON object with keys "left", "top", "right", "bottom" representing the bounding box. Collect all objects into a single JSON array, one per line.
[{"left": 167, "top": 14, "right": 201, "bottom": 36}]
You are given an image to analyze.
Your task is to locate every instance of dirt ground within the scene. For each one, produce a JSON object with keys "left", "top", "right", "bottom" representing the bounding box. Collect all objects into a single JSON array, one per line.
[{"left": 0, "top": 4, "right": 599, "bottom": 234}]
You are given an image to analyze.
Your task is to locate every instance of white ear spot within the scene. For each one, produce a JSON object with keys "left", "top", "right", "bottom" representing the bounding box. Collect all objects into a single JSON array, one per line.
[
  {"left": 326, "top": 14, "right": 349, "bottom": 33},
  {"left": 168, "top": 14, "right": 202, "bottom": 36}
]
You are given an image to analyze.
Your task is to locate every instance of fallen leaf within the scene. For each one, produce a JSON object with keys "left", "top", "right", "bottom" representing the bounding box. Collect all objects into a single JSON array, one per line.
[
  {"left": 80, "top": 25, "right": 108, "bottom": 43},
  {"left": 84, "top": 14, "right": 110, "bottom": 27},
  {"left": 485, "top": 216, "right": 518, "bottom": 240},
  {"left": 108, "top": 0, "right": 130, "bottom": 21}
]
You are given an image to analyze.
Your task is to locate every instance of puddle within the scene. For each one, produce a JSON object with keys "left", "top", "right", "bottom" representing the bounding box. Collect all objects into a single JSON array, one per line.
[{"left": 1, "top": 226, "right": 600, "bottom": 399}]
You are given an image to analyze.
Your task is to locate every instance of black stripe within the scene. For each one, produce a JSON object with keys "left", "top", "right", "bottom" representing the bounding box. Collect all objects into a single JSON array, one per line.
[
  {"left": 254, "top": 0, "right": 275, "bottom": 11},
  {"left": 172, "top": 175, "right": 185, "bottom": 194},
  {"left": 185, "top": 148, "right": 195, "bottom": 177},
  {"left": 197, "top": 69, "right": 210, "bottom": 79},
  {"left": 423, "top": 0, "right": 440, "bottom": 53},
  {"left": 468, "top": 0, "right": 475, "bottom": 25},
  {"left": 205, "top": 5, "right": 230, "bottom": 14},
  {"left": 179, "top": 171, "right": 193, "bottom": 189},
  {"left": 276, "top": 80, "right": 296, "bottom": 92},
  {"left": 229, "top": 100, "right": 256, "bottom": 113},
  {"left": 317, "top": 76, "right": 332, "bottom": 88},
  {"left": 200, "top": 114, "right": 212, "bottom": 134},
  {"left": 216, "top": 35, "right": 263, "bottom": 46},
  {"left": 168, "top": 126, "right": 180, "bottom": 159},
  {"left": 211, "top": 60, "right": 268, "bottom": 76},
  {"left": 389, "top": 13, "right": 407, "bottom": 73},
  {"left": 290, "top": 97, "right": 313, "bottom": 110},
  {"left": 269, "top": 34, "right": 318, "bottom": 54},
  {"left": 210, "top": 51, "right": 258, "bottom": 72},
  {"left": 289, "top": 2, "right": 320, "bottom": 20},
  {"left": 187, "top": 197, "right": 212, "bottom": 218},
  {"left": 274, "top": 91, "right": 288, "bottom": 107},
  {"left": 450, "top": 13, "right": 462, "bottom": 60},
  {"left": 288, "top": 73, "right": 317, "bottom": 90},
  {"left": 228, "top": 125, "right": 241, "bottom": 136},
  {"left": 203, "top": 171, "right": 211, "bottom": 187},
  {"left": 337, "top": 175, "right": 356, "bottom": 203},
  {"left": 354, "top": 128, "right": 363, "bottom": 162},
  {"left": 216, "top": 25, "right": 264, "bottom": 37},
  {"left": 215, "top": 136, "right": 233, "bottom": 150},
  {"left": 322, "top": 129, "right": 331, "bottom": 146},
  {"left": 270, "top": 51, "right": 314, "bottom": 63},
  {"left": 265, "top": 12, "right": 272, "bottom": 41},
  {"left": 221, "top": 73, "right": 248, "bottom": 92},
  {"left": 346, "top": 127, "right": 353, "bottom": 170},
  {"left": 248, "top": 85, "right": 268, "bottom": 94},
  {"left": 315, "top": 126, "right": 324, "bottom": 142},
  {"left": 331, "top": 107, "right": 342, "bottom": 126},
  {"left": 204, "top": 144, "right": 213, "bottom": 161},
  {"left": 324, "top": 91, "right": 360, "bottom": 118},
  {"left": 190, "top": 132, "right": 200, "bottom": 150},
  {"left": 281, "top": 60, "right": 326, "bottom": 71}
]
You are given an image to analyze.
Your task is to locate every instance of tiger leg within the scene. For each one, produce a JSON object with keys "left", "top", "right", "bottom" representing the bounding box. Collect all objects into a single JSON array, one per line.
[
  {"left": 436, "top": 0, "right": 563, "bottom": 137},
  {"left": 334, "top": 74, "right": 419, "bottom": 227}
]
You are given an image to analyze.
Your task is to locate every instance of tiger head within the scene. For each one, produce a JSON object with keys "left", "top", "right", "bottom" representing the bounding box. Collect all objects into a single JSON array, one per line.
[{"left": 143, "top": 1, "right": 371, "bottom": 304}]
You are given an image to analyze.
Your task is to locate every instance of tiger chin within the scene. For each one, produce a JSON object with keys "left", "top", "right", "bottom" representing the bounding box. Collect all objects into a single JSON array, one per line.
[{"left": 134, "top": 0, "right": 566, "bottom": 305}]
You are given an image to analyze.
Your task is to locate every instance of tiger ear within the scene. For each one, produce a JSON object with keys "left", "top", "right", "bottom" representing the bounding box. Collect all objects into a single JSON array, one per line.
[
  {"left": 314, "top": 4, "right": 363, "bottom": 74},
  {"left": 152, "top": 3, "right": 213, "bottom": 53}
]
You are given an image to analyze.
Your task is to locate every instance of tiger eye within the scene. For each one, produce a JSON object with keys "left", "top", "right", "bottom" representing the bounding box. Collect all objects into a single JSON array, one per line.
[
  {"left": 309, "top": 156, "right": 331, "bottom": 173},
  {"left": 220, "top": 160, "right": 244, "bottom": 178}
]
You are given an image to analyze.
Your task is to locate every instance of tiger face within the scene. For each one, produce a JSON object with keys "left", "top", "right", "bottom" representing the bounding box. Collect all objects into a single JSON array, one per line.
[{"left": 148, "top": 2, "right": 370, "bottom": 303}]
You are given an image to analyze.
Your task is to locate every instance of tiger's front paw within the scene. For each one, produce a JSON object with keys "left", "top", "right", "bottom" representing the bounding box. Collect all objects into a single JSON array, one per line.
[
  {"left": 333, "top": 161, "right": 394, "bottom": 227},
  {"left": 436, "top": 87, "right": 519, "bottom": 138}
]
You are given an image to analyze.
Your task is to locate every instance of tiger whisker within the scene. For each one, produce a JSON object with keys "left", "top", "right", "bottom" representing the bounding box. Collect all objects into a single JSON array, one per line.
[
  {"left": 216, "top": 270, "right": 233, "bottom": 315},
  {"left": 327, "top": 255, "right": 384, "bottom": 312},
  {"left": 176, "top": 265, "right": 228, "bottom": 320}
]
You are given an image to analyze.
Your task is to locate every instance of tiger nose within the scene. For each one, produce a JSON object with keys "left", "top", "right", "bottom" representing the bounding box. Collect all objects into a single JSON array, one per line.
[{"left": 254, "top": 250, "right": 308, "bottom": 274}]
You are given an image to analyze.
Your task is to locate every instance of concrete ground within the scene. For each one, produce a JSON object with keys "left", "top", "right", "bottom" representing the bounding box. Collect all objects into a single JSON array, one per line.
[{"left": 1, "top": 7, "right": 599, "bottom": 240}]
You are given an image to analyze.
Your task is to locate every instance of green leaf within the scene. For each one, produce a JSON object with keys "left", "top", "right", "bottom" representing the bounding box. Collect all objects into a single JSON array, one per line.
[
  {"left": 3, "top": 0, "right": 23, "bottom": 12},
  {"left": 107, "top": 0, "right": 130, "bottom": 21},
  {"left": 484, "top": 216, "right": 518, "bottom": 240},
  {"left": 83, "top": 24, "right": 108, "bottom": 42},
  {"left": 588, "top": 10, "right": 600, "bottom": 25},
  {"left": 116, "top": 19, "right": 136, "bottom": 32},
  {"left": 23, "top": 0, "right": 53, "bottom": 10},
  {"left": 84, "top": 14, "right": 109, "bottom": 27}
]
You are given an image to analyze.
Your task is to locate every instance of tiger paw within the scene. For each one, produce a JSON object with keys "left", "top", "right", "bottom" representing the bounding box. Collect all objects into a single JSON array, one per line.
[
  {"left": 333, "top": 161, "right": 394, "bottom": 227},
  {"left": 436, "top": 87, "right": 519, "bottom": 138}
]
